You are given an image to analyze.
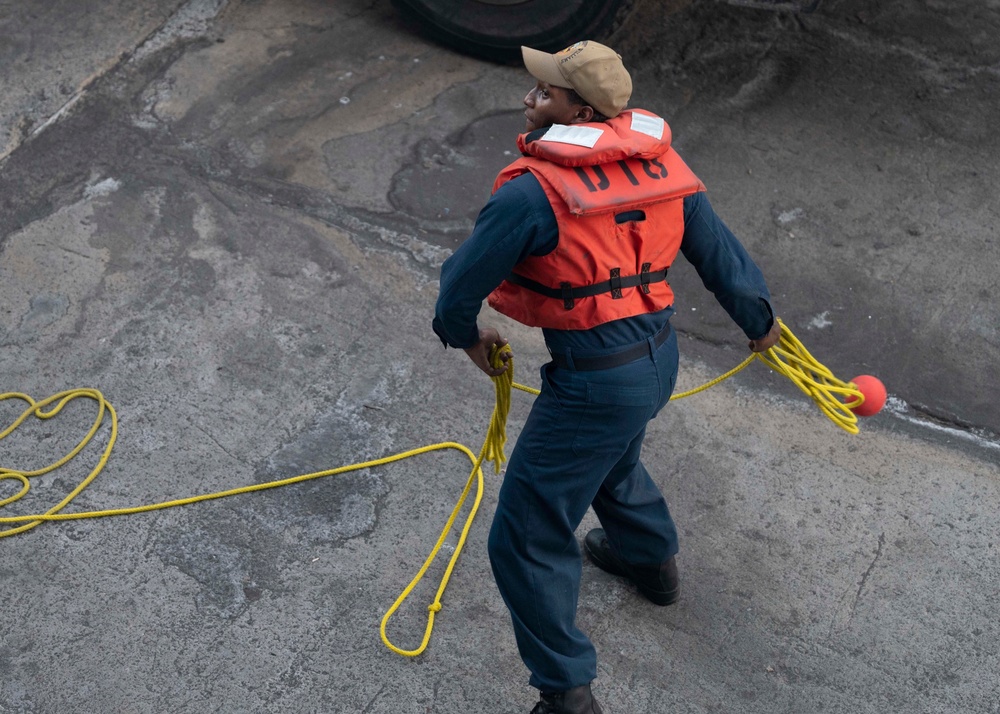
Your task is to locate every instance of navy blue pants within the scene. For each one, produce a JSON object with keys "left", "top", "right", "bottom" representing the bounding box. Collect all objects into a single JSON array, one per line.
[{"left": 487, "top": 327, "right": 681, "bottom": 692}]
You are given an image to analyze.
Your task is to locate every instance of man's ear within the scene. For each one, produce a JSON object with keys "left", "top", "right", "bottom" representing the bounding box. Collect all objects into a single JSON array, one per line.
[{"left": 571, "top": 104, "right": 595, "bottom": 124}]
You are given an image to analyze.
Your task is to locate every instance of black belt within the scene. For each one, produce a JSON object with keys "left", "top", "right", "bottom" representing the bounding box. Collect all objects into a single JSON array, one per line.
[{"left": 548, "top": 323, "right": 672, "bottom": 372}]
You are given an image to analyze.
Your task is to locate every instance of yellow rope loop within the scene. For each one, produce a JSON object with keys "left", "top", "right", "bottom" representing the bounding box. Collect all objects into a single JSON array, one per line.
[
  {"left": 379, "top": 346, "right": 514, "bottom": 657},
  {"left": 0, "top": 473, "right": 30, "bottom": 508},
  {"left": 481, "top": 344, "right": 514, "bottom": 474},
  {"left": 753, "top": 318, "right": 864, "bottom": 434},
  {"left": 1, "top": 389, "right": 118, "bottom": 538}
]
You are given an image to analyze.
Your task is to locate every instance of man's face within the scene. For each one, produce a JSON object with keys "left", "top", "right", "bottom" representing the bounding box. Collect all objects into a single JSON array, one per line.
[{"left": 523, "top": 81, "right": 587, "bottom": 133}]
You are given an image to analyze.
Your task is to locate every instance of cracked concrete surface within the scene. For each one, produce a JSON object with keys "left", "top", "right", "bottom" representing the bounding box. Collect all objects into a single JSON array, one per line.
[{"left": 1, "top": 0, "right": 999, "bottom": 712}]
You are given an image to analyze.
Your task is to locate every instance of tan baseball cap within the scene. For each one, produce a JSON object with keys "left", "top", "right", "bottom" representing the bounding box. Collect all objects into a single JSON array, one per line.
[{"left": 521, "top": 41, "right": 632, "bottom": 119}]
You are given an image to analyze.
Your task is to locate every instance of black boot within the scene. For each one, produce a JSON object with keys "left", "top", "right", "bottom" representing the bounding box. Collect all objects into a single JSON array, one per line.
[
  {"left": 530, "top": 684, "right": 604, "bottom": 714},
  {"left": 584, "top": 528, "right": 679, "bottom": 606}
]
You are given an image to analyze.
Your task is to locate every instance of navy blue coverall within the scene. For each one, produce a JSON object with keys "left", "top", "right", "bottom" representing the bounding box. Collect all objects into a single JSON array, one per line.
[{"left": 433, "top": 171, "right": 774, "bottom": 693}]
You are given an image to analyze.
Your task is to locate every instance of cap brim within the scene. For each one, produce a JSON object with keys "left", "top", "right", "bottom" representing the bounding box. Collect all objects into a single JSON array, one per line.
[{"left": 521, "top": 46, "right": 572, "bottom": 89}]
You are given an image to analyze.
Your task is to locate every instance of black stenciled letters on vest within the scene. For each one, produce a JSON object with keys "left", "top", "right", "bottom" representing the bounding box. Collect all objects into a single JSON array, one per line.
[
  {"left": 574, "top": 159, "right": 669, "bottom": 193},
  {"left": 639, "top": 158, "right": 668, "bottom": 180},
  {"left": 573, "top": 165, "right": 610, "bottom": 192}
]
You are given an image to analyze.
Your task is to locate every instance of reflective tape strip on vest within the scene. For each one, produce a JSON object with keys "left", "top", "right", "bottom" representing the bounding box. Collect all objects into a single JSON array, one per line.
[{"left": 487, "top": 110, "right": 705, "bottom": 331}]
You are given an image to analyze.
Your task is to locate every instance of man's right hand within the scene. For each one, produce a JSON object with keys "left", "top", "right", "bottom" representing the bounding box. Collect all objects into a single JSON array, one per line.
[
  {"left": 748, "top": 320, "right": 782, "bottom": 353},
  {"left": 463, "top": 327, "right": 510, "bottom": 377}
]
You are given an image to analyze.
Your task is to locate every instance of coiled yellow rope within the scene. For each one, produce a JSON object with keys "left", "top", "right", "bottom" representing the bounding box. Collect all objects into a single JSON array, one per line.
[
  {"left": 379, "top": 348, "right": 513, "bottom": 656},
  {"left": 668, "top": 318, "right": 868, "bottom": 433},
  {"left": 0, "top": 318, "right": 864, "bottom": 654}
]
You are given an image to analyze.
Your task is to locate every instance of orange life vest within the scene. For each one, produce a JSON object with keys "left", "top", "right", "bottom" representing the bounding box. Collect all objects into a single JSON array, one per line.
[{"left": 487, "top": 109, "right": 705, "bottom": 330}]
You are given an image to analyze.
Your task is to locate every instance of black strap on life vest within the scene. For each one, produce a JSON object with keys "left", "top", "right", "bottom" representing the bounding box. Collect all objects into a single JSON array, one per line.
[{"left": 505, "top": 265, "right": 669, "bottom": 310}]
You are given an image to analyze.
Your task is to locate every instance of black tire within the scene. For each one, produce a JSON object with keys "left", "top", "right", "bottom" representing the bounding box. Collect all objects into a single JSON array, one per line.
[
  {"left": 390, "top": 0, "right": 626, "bottom": 64},
  {"left": 723, "top": 0, "right": 821, "bottom": 10}
]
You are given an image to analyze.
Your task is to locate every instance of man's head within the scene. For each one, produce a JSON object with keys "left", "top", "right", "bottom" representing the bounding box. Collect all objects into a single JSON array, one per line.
[{"left": 520, "top": 40, "right": 632, "bottom": 133}]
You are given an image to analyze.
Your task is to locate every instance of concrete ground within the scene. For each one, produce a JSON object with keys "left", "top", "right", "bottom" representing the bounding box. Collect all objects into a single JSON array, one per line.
[{"left": 1, "top": 1, "right": 998, "bottom": 712}]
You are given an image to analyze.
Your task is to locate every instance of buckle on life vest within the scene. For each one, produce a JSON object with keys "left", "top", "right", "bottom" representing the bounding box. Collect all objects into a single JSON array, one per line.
[
  {"left": 561, "top": 282, "right": 575, "bottom": 310},
  {"left": 640, "top": 263, "right": 652, "bottom": 294},
  {"left": 610, "top": 268, "right": 623, "bottom": 299}
]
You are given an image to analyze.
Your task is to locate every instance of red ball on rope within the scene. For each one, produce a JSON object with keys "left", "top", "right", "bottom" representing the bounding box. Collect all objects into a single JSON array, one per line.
[{"left": 849, "top": 375, "right": 887, "bottom": 417}]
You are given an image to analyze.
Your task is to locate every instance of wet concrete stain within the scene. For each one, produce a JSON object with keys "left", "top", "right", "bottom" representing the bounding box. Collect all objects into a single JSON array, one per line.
[
  {"left": 389, "top": 110, "right": 524, "bottom": 231},
  {"left": 20, "top": 294, "right": 70, "bottom": 334}
]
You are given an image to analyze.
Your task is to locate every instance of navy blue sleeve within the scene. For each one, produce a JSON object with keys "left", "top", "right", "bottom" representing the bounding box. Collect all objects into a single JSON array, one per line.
[
  {"left": 681, "top": 191, "right": 774, "bottom": 340},
  {"left": 433, "top": 173, "right": 558, "bottom": 349}
]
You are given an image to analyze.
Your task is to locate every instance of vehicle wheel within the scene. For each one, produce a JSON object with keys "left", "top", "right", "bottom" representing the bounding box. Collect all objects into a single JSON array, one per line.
[
  {"left": 391, "top": 0, "right": 626, "bottom": 63},
  {"left": 723, "top": 0, "right": 821, "bottom": 10}
]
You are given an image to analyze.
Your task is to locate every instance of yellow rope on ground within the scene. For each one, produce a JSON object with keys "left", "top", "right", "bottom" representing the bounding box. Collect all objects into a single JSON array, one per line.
[
  {"left": 379, "top": 346, "right": 512, "bottom": 656},
  {"left": 0, "top": 319, "right": 864, "bottom": 654}
]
